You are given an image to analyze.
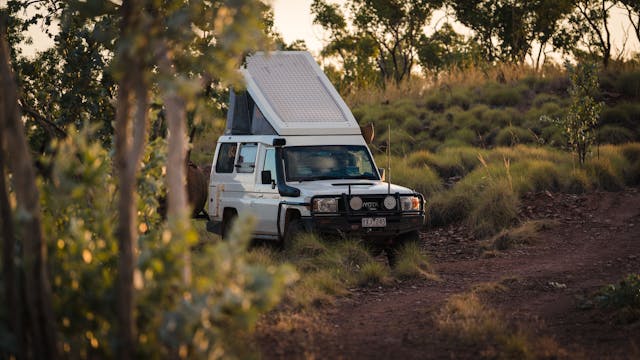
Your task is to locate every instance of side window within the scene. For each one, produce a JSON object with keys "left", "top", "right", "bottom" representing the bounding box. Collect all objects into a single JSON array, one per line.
[
  {"left": 215, "top": 143, "right": 237, "bottom": 173},
  {"left": 237, "top": 143, "right": 258, "bottom": 173},
  {"left": 263, "top": 148, "right": 276, "bottom": 183}
]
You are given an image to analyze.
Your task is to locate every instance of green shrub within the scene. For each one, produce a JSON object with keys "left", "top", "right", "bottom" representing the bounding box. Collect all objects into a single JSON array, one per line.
[
  {"left": 470, "top": 104, "right": 490, "bottom": 121},
  {"left": 532, "top": 93, "right": 561, "bottom": 107},
  {"left": 390, "top": 157, "right": 443, "bottom": 196},
  {"left": 597, "top": 125, "right": 634, "bottom": 144},
  {"left": 600, "top": 107, "right": 631, "bottom": 127},
  {"left": 484, "top": 108, "right": 513, "bottom": 127},
  {"left": 357, "top": 262, "right": 391, "bottom": 286},
  {"left": 452, "top": 128, "right": 477, "bottom": 145},
  {"left": 424, "top": 93, "right": 446, "bottom": 112},
  {"left": 586, "top": 158, "right": 624, "bottom": 191},
  {"left": 404, "top": 116, "right": 423, "bottom": 134},
  {"left": 620, "top": 143, "right": 640, "bottom": 185},
  {"left": 468, "top": 180, "right": 520, "bottom": 238},
  {"left": 392, "top": 242, "right": 434, "bottom": 280},
  {"left": 616, "top": 71, "right": 640, "bottom": 99},
  {"left": 495, "top": 126, "right": 536, "bottom": 146},
  {"left": 448, "top": 88, "right": 474, "bottom": 109},
  {"left": 428, "top": 187, "right": 474, "bottom": 226},
  {"left": 595, "top": 274, "right": 640, "bottom": 324},
  {"left": 512, "top": 160, "right": 562, "bottom": 193},
  {"left": 485, "top": 84, "right": 524, "bottom": 107},
  {"left": 561, "top": 168, "right": 592, "bottom": 193},
  {"left": 620, "top": 143, "right": 640, "bottom": 163}
]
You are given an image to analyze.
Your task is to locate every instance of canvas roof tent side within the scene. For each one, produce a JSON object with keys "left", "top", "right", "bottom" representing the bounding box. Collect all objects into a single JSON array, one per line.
[{"left": 225, "top": 51, "right": 361, "bottom": 136}]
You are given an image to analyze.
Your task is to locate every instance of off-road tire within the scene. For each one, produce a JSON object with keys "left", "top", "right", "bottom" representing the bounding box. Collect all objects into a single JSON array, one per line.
[
  {"left": 282, "top": 218, "right": 305, "bottom": 250},
  {"left": 221, "top": 209, "right": 237, "bottom": 240}
]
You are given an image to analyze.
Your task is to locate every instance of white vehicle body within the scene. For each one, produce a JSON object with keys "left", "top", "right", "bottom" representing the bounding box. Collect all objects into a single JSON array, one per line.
[{"left": 207, "top": 51, "right": 424, "bottom": 243}]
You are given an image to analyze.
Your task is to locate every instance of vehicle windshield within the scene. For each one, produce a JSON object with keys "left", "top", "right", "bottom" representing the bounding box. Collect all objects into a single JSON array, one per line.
[{"left": 283, "top": 145, "right": 379, "bottom": 181}]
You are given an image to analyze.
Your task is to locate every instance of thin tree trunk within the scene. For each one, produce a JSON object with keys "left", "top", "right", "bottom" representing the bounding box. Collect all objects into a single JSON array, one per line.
[
  {"left": 0, "top": 17, "right": 58, "bottom": 360},
  {"left": 158, "top": 44, "right": 191, "bottom": 285},
  {"left": 114, "top": 1, "right": 149, "bottom": 358}
]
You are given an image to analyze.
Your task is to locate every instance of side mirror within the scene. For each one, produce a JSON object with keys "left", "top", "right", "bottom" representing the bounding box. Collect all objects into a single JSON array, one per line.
[
  {"left": 378, "top": 168, "right": 386, "bottom": 182},
  {"left": 261, "top": 170, "right": 273, "bottom": 185}
]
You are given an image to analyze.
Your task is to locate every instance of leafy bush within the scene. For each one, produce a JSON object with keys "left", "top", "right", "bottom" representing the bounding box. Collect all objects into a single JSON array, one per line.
[
  {"left": 597, "top": 125, "right": 634, "bottom": 144},
  {"left": 511, "top": 160, "right": 562, "bottom": 193},
  {"left": 386, "top": 156, "right": 443, "bottom": 196},
  {"left": 485, "top": 84, "right": 524, "bottom": 107},
  {"left": 562, "top": 168, "right": 592, "bottom": 193},
  {"left": 495, "top": 126, "right": 536, "bottom": 146},
  {"left": 483, "top": 108, "right": 513, "bottom": 127},
  {"left": 615, "top": 71, "right": 640, "bottom": 99},
  {"left": 38, "top": 127, "right": 296, "bottom": 358},
  {"left": 586, "top": 158, "right": 625, "bottom": 191},
  {"left": 595, "top": 274, "right": 640, "bottom": 323}
]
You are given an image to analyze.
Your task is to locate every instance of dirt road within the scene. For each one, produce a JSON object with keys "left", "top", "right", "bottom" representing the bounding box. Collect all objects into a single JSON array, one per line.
[{"left": 257, "top": 188, "right": 640, "bottom": 359}]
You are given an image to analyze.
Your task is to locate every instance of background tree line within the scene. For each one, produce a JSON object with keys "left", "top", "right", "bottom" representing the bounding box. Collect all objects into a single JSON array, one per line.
[{"left": 311, "top": 0, "right": 640, "bottom": 93}]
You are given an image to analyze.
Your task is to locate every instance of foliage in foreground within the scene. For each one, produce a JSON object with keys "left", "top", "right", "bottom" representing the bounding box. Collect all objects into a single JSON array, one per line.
[{"left": 0, "top": 128, "right": 296, "bottom": 358}]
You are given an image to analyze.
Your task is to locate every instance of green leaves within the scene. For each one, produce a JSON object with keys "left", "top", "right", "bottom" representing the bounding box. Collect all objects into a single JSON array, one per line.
[{"left": 545, "top": 61, "right": 603, "bottom": 165}]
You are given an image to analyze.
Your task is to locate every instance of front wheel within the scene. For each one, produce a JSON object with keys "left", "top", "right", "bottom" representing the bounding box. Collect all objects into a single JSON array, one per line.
[{"left": 282, "top": 218, "right": 306, "bottom": 250}]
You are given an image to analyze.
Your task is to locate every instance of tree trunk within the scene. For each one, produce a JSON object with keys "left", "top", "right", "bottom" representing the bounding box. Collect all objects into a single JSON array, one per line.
[
  {"left": 0, "top": 17, "right": 58, "bottom": 360},
  {"left": 114, "top": 1, "right": 149, "bottom": 358},
  {"left": 158, "top": 44, "right": 191, "bottom": 285}
]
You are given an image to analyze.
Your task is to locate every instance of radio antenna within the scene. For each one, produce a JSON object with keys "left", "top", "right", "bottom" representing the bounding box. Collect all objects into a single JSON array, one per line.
[{"left": 387, "top": 123, "right": 391, "bottom": 194}]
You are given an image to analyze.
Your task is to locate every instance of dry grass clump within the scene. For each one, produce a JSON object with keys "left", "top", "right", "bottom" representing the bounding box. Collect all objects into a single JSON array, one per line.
[
  {"left": 357, "top": 262, "right": 392, "bottom": 287},
  {"left": 436, "top": 290, "right": 568, "bottom": 359},
  {"left": 511, "top": 160, "right": 562, "bottom": 193},
  {"left": 586, "top": 158, "right": 625, "bottom": 191},
  {"left": 467, "top": 179, "right": 520, "bottom": 238},
  {"left": 382, "top": 155, "right": 443, "bottom": 196},
  {"left": 392, "top": 242, "right": 437, "bottom": 280},
  {"left": 285, "top": 270, "right": 347, "bottom": 307},
  {"left": 483, "top": 220, "right": 558, "bottom": 251}
]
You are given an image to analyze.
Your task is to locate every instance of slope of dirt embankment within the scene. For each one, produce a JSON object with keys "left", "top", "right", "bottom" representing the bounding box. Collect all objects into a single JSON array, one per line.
[{"left": 256, "top": 188, "right": 640, "bottom": 359}]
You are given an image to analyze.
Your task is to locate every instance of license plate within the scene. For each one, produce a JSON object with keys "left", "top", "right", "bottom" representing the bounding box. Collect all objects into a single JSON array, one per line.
[{"left": 362, "top": 217, "right": 386, "bottom": 228}]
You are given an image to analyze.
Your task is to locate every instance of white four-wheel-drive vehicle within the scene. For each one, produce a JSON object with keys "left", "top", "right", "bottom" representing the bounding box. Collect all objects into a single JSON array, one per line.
[{"left": 206, "top": 51, "right": 424, "bottom": 255}]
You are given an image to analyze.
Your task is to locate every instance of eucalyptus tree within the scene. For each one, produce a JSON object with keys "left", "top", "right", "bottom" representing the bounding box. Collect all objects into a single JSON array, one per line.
[
  {"left": 619, "top": 0, "right": 639, "bottom": 47},
  {"left": 448, "top": 0, "right": 574, "bottom": 66},
  {"left": 565, "top": 0, "right": 616, "bottom": 68},
  {"left": 1, "top": 13, "right": 59, "bottom": 360},
  {"left": 312, "top": 0, "right": 443, "bottom": 86}
]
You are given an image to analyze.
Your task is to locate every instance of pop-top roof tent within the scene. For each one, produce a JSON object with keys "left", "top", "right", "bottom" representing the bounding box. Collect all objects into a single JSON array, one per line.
[{"left": 225, "top": 51, "right": 361, "bottom": 136}]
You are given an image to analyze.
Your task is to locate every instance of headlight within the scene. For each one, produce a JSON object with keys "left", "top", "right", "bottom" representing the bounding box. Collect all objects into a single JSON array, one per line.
[
  {"left": 313, "top": 198, "right": 338, "bottom": 213},
  {"left": 349, "top": 196, "right": 363, "bottom": 210},
  {"left": 400, "top": 196, "right": 421, "bottom": 211},
  {"left": 383, "top": 195, "right": 397, "bottom": 210}
]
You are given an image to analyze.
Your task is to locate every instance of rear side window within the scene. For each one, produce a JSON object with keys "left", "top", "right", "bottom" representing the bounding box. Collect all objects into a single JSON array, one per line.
[
  {"left": 215, "top": 143, "right": 237, "bottom": 173},
  {"left": 237, "top": 143, "right": 258, "bottom": 173},
  {"left": 263, "top": 148, "right": 276, "bottom": 181}
]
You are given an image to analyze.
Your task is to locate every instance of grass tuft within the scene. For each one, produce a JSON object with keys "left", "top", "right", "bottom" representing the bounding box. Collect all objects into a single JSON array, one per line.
[
  {"left": 356, "top": 261, "right": 391, "bottom": 286},
  {"left": 392, "top": 242, "right": 436, "bottom": 280},
  {"left": 468, "top": 179, "right": 520, "bottom": 238},
  {"left": 484, "top": 220, "right": 558, "bottom": 251}
]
